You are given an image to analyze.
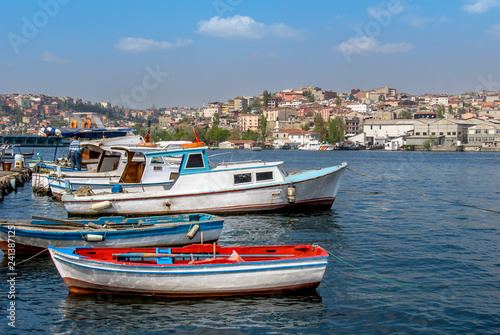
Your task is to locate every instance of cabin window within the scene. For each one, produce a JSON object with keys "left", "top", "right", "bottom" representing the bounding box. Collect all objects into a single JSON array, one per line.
[
  {"left": 185, "top": 153, "right": 204, "bottom": 169},
  {"left": 256, "top": 171, "right": 273, "bottom": 181},
  {"left": 234, "top": 173, "right": 252, "bottom": 184},
  {"left": 415, "top": 132, "right": 420, "bottom": 135},
  {"left": 150, "top": 156, "right": 164, "bottom": 164}
]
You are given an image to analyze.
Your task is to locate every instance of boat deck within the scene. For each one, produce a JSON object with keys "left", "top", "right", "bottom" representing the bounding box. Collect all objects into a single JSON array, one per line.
[{"left": 69, "top": 244, "right": 326, "bottom": 266}]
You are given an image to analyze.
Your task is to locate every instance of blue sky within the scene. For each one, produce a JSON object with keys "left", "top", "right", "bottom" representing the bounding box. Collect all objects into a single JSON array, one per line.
[{"left": 1, "top": 0, "right": 500, "bottom": 108}]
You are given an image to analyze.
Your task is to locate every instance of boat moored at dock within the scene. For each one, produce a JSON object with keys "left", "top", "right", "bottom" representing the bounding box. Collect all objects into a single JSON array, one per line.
[
  {"left": 61, "top": 145, "right": 347, "bottom": 216},
  {"left": 0, "top": 213, "right": 224, "bottom": 253}
]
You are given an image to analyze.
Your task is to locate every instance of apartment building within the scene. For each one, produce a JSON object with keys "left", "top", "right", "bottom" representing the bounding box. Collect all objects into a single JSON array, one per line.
[{"left": 238, "top": 114, "right": 260, "bottom": 132}]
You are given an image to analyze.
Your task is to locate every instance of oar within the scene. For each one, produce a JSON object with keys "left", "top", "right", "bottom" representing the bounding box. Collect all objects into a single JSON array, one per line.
[
  {"left": 31, "top": 215, "right": 102, "bottom": 229},
  {"left": 1, "top": 222, "right": 77, "bottom": 230},
  {"left": 112, "top": 252, "right": 295, "bottom": 259}
]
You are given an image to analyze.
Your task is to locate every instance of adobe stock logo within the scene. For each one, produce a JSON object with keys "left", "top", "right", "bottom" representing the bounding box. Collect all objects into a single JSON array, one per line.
[
  {"left": 338, "top": 0, "right": 405, "bottom": 63},
  {"left": 7, "top": 0, "right": 71, "bottom": 54},
  {"left": 213, "top": 0, "right": 242, "bottom": 17},
  {"left": 111, "top": 65, "right": 169, "bottom": 109},
  {"left": 475, "top": 74, "right": 500, "bottom": 92}
]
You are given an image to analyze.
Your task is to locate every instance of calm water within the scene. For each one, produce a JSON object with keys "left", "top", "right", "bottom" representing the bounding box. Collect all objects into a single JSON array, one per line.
[{"left": 1, "top": 148, "right": 499, "bottom": 334}]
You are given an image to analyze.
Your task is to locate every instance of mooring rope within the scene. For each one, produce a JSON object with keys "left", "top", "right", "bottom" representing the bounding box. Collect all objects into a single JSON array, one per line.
[
  {"left": 321, "top": 247, "right": 424, "bottom": 287},
  {"left": 15, "top": 248, "right": 48, "bottom": 266},
  {"left": 224, "top": 221, "right": 250, "bottom": 236},
  {"left": 346, "top": 167, "right": 500, "bottom": 215}
]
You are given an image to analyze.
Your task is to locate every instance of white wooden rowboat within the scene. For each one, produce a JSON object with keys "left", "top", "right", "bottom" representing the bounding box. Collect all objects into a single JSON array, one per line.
[{"left": 49, "top": 243, "right": 328, "bottom": 297}]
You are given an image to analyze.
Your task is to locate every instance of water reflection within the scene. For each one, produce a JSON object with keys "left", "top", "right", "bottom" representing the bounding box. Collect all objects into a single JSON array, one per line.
[
  {"left": 52, "top": 292, "right": 325, "bottom": 333},
  {"left": 220, "top": 211, "right": 345, "bottom": 248}
]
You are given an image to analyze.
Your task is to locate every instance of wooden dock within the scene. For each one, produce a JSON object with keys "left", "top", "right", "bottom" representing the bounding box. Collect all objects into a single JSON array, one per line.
[{"left": 0, "top": 166, "right": 32, "bottom": 200}]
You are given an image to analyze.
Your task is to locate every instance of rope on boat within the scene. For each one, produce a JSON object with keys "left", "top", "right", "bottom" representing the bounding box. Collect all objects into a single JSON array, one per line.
[
  {"left": 15, "top": 248, "right": 48, "bottom": 266},
  {"left": 346, "top": 167, "right": 500, "bottom": 215},
  {"left": 320, "top": 246, "right": 424, "bottom": 288}
]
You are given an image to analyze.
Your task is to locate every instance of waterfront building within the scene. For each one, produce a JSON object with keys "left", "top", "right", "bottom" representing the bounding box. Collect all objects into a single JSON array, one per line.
[
  {"left": 467, "top": 121, "right": 500, "bottom": 148},
  {"left": 413, "top": 118, "right": 470, "bottom": 145},
  {"left": 363, "top": 119, "right": 415, "bottom": 145},
  {"left": 272, "top": 128, "right": 319, "bottom": 148}
]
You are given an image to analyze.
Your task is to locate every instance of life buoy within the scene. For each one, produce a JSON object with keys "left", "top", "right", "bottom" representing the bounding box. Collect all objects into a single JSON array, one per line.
[
  {"left": 137, "top": 142, "right": 156, "bottom": 147},
  {"left": 69, "top": 120, "right": 78, "bottom": 128},
  {"left": 82, "top": 120, "right": 92, "bottom": 128}
]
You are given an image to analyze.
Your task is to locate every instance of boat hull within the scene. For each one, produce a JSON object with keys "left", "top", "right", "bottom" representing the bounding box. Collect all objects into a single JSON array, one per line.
[
  {"left": 49, "top": 245, "right": 328, "bottom": 297},
  {"left": 0, "top": 214, "right": 223, "bottom": 253},
  {"left": 62, "top": 164, "right": 346, "bottom": 216}
]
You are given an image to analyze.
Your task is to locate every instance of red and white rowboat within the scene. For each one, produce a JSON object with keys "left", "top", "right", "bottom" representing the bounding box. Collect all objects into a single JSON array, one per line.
[{"left": 49, "top": 243, "right": 329, "bottom": 297}]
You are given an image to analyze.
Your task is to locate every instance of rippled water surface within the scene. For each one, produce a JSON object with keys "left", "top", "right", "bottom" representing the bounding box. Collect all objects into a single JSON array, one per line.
[{"left": 1, "top": 148, "right": 499, "bottom": 334}]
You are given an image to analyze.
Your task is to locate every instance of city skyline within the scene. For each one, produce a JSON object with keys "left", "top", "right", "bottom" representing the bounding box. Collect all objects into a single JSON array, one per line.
[{"left": 2, "top": 0, "right": 500, "bottom": 108}]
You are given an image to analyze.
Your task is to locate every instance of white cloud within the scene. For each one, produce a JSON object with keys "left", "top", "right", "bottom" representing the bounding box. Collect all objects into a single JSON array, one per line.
[
  {"left": 115, "top": 37, "right": 193, "bottom": 52},
  {"left": 197, "top": 15, "right": 303, "bottom": 39},
  {"left": 367, "top": 1, "right": 406, "bottom": 20},
  {"left": 336, "top": 36, "right": 413, "bottom": 54},
  {"left": 463, "top": 0, "right": 500, "bottom": 13},
  {"left": 41, "top": 52, "right": 69, "bottom": 65},
  {"left": 487, "top": 23, "right": 500, "bottom": 38}
]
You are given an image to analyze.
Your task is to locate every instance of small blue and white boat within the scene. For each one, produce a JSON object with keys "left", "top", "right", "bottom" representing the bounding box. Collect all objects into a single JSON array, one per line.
[{"left": 0, "top": 214, "right": 223, "bottom": 253}]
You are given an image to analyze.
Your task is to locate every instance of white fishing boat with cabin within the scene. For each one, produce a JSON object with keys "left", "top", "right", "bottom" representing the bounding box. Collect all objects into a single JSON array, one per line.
[
  {"left": 31, "top": 135, "right": 146, "bottom": 193},
  {"left": 61, "top": 142, "right": 347, "bottom": 216},
  {"left": 47, "top": 144, "right": 182, "bottom": 199}
]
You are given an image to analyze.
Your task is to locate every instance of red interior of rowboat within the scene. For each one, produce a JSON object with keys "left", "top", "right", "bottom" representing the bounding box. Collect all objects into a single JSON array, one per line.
[{"left": 72, "top": 244, "right": 328, "bottom": 265}]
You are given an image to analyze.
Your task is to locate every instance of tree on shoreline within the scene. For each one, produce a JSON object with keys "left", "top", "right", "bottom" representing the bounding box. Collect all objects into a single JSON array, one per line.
[
  {"left": 326, "top": 116, "right": 346, "bottom": 143},
  {"left": 260, "top": 114, "right": 267, "bottom": 141},
  {"left": 313, "top": 114, "right": 327, "bottom": 141}
]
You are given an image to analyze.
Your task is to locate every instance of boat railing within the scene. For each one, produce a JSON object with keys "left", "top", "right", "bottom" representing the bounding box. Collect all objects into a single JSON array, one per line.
[{"left": 215, "top": 160, "right": 263, "bottom": 167}]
